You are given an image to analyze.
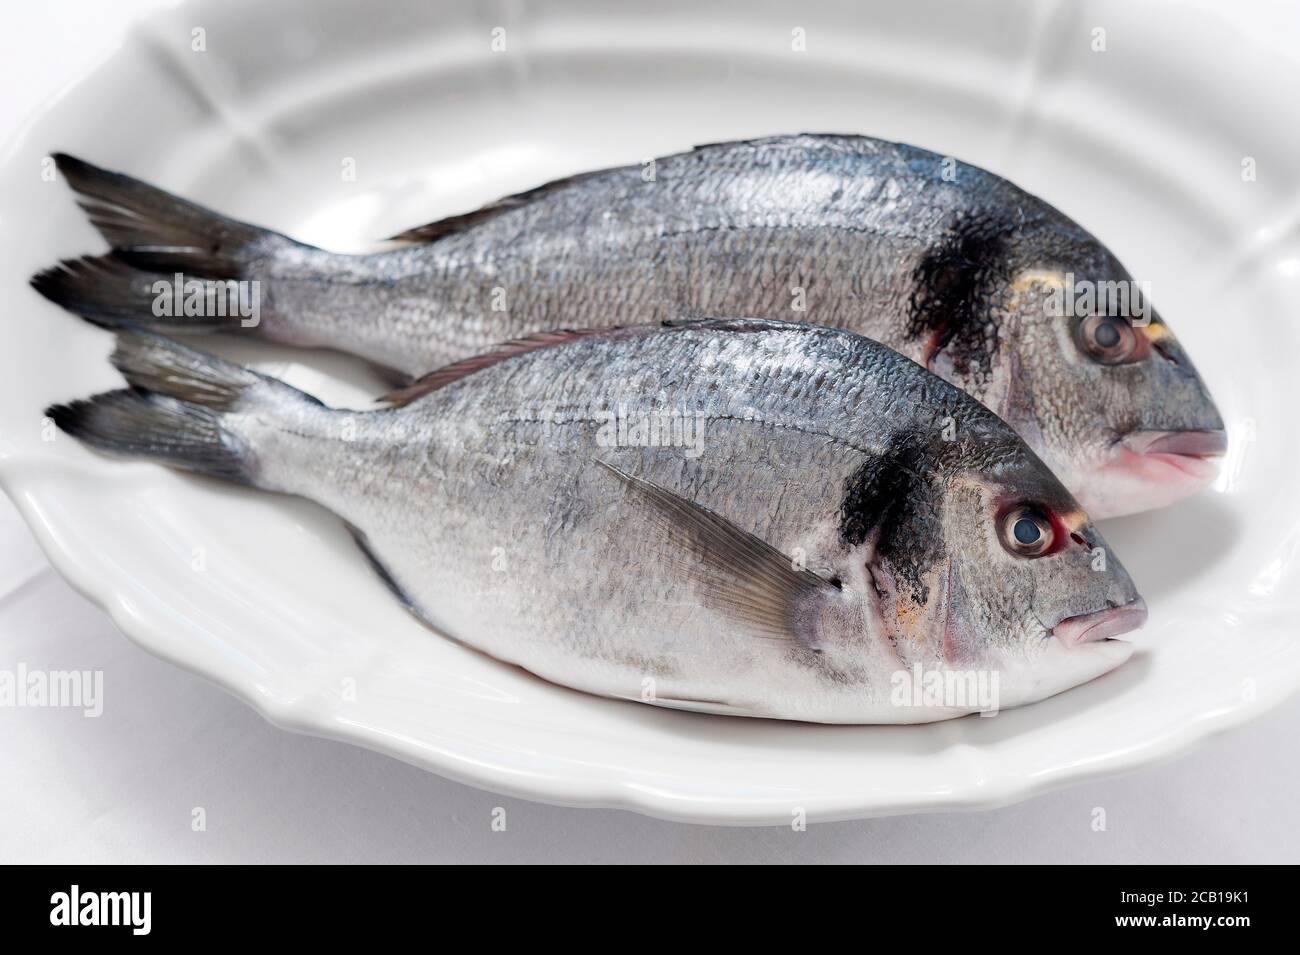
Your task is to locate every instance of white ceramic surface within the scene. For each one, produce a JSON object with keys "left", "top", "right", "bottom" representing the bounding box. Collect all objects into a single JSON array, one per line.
[{"left": 1, "top": 0, "right": 1297, "bottom": 825}]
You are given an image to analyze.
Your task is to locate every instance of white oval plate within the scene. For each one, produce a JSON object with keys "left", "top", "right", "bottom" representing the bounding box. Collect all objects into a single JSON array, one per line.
[{"left": 2, "top": 0, "right": 1298, "bottom": 825}]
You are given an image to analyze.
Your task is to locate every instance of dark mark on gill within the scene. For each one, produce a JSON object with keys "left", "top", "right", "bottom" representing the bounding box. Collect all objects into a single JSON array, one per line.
[
  {"left": 907, "top": 213, "right": 1012, "bottom": 377},
  {"left": 838, "top": 438, "right": 946, "bottom": 606}
]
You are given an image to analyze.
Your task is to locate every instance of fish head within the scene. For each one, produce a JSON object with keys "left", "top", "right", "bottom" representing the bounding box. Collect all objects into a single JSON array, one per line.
[
  {"left": 934, "top": 458, "right": 1144, "bottom": 708},
  {"left": 990, "top": 228, "right": 1225, "bottom": 518},
  {"left": 837, "top": 417, "right": 1144, "bottom": 711}
]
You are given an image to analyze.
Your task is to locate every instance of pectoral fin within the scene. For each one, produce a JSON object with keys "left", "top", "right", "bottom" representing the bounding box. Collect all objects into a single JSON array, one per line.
[{"left": 597, "top": 460, "right": 841, "bottom": 650}]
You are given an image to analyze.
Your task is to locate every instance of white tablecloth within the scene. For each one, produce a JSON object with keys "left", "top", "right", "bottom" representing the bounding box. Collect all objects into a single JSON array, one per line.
[{"left": 3, "top": 0, "right": 1296, "bottom": 864}]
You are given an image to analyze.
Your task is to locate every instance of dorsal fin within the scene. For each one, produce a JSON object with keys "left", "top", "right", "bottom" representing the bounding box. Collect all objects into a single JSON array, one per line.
[
  {"left": 386, "top": 200, "right": 527, "bottom": 244},
  {"left": 380, "top": 327, "right": 629, "bottom": 407},
  {"left": 385, "top": 170, "right": 605, "bottom": 244},
  {"left": 379, "top": 317, "right": 801, "bottom": 408}
]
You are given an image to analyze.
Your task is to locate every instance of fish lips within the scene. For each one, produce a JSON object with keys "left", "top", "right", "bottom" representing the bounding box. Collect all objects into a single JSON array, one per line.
[
  {"left": 1122, "top": 428, "right": 1228, "bottom": 477},
  {"left": 1053, "top": 598, "right": 1148, "bottom": 648},
  {"left": 1080, "top": 429, "right": 1227, "bottom": 517}
]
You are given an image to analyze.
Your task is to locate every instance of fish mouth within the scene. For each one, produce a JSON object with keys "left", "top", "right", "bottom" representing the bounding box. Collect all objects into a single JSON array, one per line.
[
  {"left": 1121, "top": 429, "right": 1228, "bottom": 478},
  {"left": 1079, "top": 429, "right": 1227, "bottom": 516},
  {"left": 1053, "top": 598, "right": 1148, "bottom": 648}
]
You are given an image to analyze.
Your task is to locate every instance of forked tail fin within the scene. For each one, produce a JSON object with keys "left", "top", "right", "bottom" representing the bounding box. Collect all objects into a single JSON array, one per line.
[
  {"left": 31, "top": 254, "right": 237, "bottom": 332},
  {"left": 32, "top": 154, "right": 314, "bottom": 334},
  {"left": 47, "top": 388, "right": 256, "bottom": 484},
  {"left": 45, "top": 331, "right": 321, "bottom": 486},
  {"left": 50, "top": 153, "right": 296, "bottom": 276}
]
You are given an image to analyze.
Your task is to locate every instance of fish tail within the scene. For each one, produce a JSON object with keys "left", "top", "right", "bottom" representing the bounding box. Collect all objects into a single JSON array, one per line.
[
  {"left": 45, "top": 331, "right": 321, "bottom": 488},
  {"left": 49, "top": 153, "right": 291, "bottom": 275},
  {"left": 33, "top": 154, "right": 309, "bottom": 334},
  {"left": 46, "top": 389, "right": 256, "bottom": 485},
  {"left": 31, "top": 255, "right": 229, "bottom": 332}
]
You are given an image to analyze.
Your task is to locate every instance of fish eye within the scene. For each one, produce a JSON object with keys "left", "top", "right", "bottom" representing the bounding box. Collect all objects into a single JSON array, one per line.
[
  {"left": 999, "top": 505, "right": 1055, "bottom": 558},
  {"left": 1076, "top": 314, "right": 1140, "bottom": 365}
]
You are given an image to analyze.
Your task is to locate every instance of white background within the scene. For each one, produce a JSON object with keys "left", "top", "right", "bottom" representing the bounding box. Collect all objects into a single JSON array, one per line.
[{"left": 1, "top": 0, "right": 1297, "bottom": 863}]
